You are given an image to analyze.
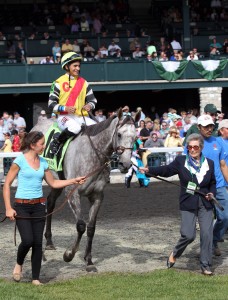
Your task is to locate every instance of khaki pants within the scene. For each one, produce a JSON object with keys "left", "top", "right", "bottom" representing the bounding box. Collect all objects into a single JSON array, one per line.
[{"left": 141, "top": 150, "right": 151, "bottom": 167}]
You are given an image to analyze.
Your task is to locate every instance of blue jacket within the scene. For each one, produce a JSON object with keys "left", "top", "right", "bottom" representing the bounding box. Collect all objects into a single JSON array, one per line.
[{"left": 148, "top": 155, "right": 216, "bottom": 211}]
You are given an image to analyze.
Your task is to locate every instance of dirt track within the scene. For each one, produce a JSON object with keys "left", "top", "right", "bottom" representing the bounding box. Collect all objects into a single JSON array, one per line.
[{"left": 1, "top": 181, "right": 228, "bottom": 283}]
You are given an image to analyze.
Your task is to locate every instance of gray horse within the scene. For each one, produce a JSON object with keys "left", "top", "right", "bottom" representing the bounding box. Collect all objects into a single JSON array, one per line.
[{"left": 32, "top": 110, "right": 136, "bottom": 272}]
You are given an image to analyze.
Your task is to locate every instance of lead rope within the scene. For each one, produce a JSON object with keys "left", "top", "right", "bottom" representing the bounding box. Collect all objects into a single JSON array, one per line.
[{"left": 132, "top": 163, "right": 224, "bottom": 211}]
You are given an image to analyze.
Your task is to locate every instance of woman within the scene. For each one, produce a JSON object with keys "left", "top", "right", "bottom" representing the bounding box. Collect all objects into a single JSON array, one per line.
[
  {"left": 164, "top": 126, "right": 183, "bottom": 164},
  {"left": 3, "top": 131, "right": 86, "bottom": 285},
  {"left": 136, "top": 120, "right": 145, "bottom": 137},
  {"left": 52, "top": 41, "right": 61, "bottom": 63},
  {"left": 140, "top": 134, "right": 216, "bottom": 275}
]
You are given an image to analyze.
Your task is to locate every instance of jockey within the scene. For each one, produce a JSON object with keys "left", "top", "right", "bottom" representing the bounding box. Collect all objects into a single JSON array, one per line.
[{"left": 48, "top": 51, "right": 97, "bottom": 154}]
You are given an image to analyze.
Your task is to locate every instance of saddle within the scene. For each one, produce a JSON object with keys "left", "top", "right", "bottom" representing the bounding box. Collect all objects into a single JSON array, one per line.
[{"left": 42, "top": 122, "right": 74, "bottom": 172}]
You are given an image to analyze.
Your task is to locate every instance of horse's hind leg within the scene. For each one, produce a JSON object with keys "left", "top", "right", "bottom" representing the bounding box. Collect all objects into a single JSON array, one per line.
[
  {"left": 84, "top": 192, "right": 103, "bottom": 272},
  {"left": 44, "top": 188, "right": 63, "bottom": 250}
]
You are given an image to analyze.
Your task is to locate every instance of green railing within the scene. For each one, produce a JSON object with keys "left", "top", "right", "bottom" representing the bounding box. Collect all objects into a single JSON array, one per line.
[{"left": 1, "top": 59, "right": 228, "bottom": 93}]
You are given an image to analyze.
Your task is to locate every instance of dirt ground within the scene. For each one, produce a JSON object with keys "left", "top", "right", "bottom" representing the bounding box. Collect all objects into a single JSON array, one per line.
[{"left": 1, "top": 181, "right": 228, "bottom": 283}]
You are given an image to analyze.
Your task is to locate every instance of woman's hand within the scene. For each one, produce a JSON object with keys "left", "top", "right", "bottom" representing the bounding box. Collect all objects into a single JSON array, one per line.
[
  {"left": 75, "top": 176, "right": 86, "bottom": 184},
  {"left": 6, "top": 208, "right": 17, "bottom": 220},
  {"left": 139, "top": 167, "right": 149, "bottom": 174},
  {"left": 205, "top": 193, "right": 214, "bottom": 201}
]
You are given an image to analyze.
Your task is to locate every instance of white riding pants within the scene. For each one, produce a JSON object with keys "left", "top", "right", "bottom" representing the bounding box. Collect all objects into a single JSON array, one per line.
[{"left": 57, "top": 114, "right": 96, "bottom": 134}]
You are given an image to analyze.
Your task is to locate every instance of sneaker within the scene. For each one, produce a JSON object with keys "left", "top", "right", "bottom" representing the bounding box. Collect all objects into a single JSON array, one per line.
[{"left": 214, "top": 246, "right": 221, "bottom": 256}]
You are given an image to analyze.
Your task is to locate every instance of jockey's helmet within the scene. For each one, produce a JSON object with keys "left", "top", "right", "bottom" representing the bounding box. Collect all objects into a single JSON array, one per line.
[{"left": 61, "top": 52, "right": 82, "bottom": 70}]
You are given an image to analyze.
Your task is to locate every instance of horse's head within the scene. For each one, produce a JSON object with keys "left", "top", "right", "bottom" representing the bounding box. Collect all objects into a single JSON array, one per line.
[{"left": 114, "top": 108, "right": 137, "bottom": 173}]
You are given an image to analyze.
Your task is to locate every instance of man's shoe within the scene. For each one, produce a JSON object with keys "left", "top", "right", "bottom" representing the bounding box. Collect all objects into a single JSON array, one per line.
[{"left": 214, "top": 246, "right": 221, "bottom": 256}]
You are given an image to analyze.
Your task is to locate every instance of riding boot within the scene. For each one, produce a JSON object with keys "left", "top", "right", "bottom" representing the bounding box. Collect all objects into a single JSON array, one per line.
[
  {"left": 125, "top": 176, "right": 132, "bottom": 188},
  {"left": 51, "top": 128, "right": 75, "bottom": 155},
  {"left": 138, "top": 178, "right": 144, "bottom": 188}
]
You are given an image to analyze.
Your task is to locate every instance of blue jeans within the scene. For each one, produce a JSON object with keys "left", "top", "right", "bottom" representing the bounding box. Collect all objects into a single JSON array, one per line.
[{"left": 213, "top": 187, "right": 228, "bottom": 246}]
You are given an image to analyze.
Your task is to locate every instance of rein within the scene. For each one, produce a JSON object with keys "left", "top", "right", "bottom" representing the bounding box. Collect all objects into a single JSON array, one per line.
[{"left": 132, "top": 163, "right": 224, "bottom": 211}]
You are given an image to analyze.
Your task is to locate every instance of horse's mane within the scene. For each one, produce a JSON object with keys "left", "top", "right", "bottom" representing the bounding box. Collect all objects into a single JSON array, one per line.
[{"left": 81, "top": 115, "right": 117, "bottom": 137}]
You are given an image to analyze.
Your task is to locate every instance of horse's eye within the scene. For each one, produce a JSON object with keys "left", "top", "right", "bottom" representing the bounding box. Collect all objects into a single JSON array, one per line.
[{"left": 118, "top": 133, "right": 122, "bottom": 138}]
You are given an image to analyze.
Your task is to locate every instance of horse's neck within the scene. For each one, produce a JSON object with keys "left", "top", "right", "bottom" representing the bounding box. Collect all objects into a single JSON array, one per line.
[{"left": 91, "top": 118, "right": 118, "bottom": 157}]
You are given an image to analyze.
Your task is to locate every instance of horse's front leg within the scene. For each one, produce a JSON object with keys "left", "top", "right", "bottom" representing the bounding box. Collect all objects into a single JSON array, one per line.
[
  {"left": 63, "top": 191, "right": 86, "bottom": 262},
  {"left": 84, "top": 192, "right": 104, "bottom": 272},
  {"left": 45, "top": 188, "right": 63, "bottom": 250}
]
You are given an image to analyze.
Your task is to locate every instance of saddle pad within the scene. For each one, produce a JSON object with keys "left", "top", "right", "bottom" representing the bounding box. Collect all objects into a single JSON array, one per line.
[{"left": 41, "top": 122, "right": 73, "bottom": 172}]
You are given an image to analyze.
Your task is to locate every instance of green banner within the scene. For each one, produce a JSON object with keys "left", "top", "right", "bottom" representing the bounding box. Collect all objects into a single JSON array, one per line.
[
  {"left": 153, "top": 61, "right": 189, "bottom": 81},
  {"left": 191, "top": 59, "right": 228, "bottom": 81}
]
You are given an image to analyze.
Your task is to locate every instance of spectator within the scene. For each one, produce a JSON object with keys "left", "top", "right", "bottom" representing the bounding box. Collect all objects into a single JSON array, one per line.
[
  {"left": 184, "top": 103, "right": 219, "bottom": 145},
  {"left": 61, "top": 39, "right": 73, "bottom": 55},
  {"left": 71, "top": 20, "right": 80, "bottom": 34},
  {"left": 196, "top": 115, "right": 228, "bottom": 256},
  {"left": 183, "top": 116, "right": 192, "bottom": 133},
  {"left": 83, "top": 41, "right": 96, "bottom": 57},
  {"left": 164, "top": 127, "right": 183, "bottom": 164},
  {"left": 2, "top": 111, "right": 14, "bottom": 133},
  {"left": 13, "top": 112, "right": 26, "bottom": 131},
  {"left": 29, "top": 58, "right": 35, "bottom": 64},
  {"left": 187, "top": 51, "right": 199, "bottom": 60},
  {"left": 93, "top": 15, "right": 102, "bottom": 34},
  {"left": 99, "top": 44, "right": 108, "bottom": 58},
  {"left": 38, "top": 110, "right": 47, "bottom": 122},
  {"left": 43, "top": 32, "right": 52, "bottom": 40},
  {"left": 1, "top": 132, "right": 13, "bottom": 177},
  {"left": 140, "top": 121, "right": 153, "bottom": 142},
  {"left": 136, "top": 120, "right": 145, "bottom": 136},
  {"left": 159, "top": 51, "right": 168, "bottom": 61},
  {"left": 95, "top": 109, "right": 106, "bottom": 122},
  {"left": 11, "top": 130, "right": 21, "bottom": 152},
  {"left": 40, "top": 56, "right": 54, "bottom": 64},
  {"left": 52, "top": 41, "right": 61, "bottom": 62},
  {"left": 136, "top": 107, "right": 146, "bottom": 121},
  {"left": 132, "top": 46, "right": 145, "bottom": 59},
  {"left": 15, "top": 41, "right": 27, "bottom": 64},
  {"left": 0, "top": 31, "right": 6, "bottom": 40},
  {"left": 72, "top": 40, "right": 80, "bottom": 54},
  {"left": 0, "top": 118, "right": 5, "bottom": 148},
  {"left": 80, "top": 16, "right": 90, "bottom": 31},
  {"left": 147, "top": 41, "right": 157, "bottom": 58},
  {"left": 159, "top": 121, "right": 169, "bottom": 140},
  {"left": 28, "top": 33, "right": 36, "bottom": 40},
  {"left": 170, "top": 37, "right": 182, "bottom": 51},
  {"left": 143, "top": 132, "right": 164, "bottom": 167},
  {"left": 210, "top": 38, "right": 222, "bottom": 51},
  {"left": 129, "top": 38, "right": 141, "bottom": 52},
  {"left": 108, "top": 40, "right": 121, "bottom": 57}
]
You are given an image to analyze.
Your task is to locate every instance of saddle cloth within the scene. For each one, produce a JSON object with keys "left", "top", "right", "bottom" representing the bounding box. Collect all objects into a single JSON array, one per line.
[{"left": 41, "top": 122, "right": 74, "bottom": 172}]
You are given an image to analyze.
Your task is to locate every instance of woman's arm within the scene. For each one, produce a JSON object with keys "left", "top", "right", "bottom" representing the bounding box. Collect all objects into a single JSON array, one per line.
[
  {"left": 44, "top": 169, "right": 86, "bottom": 189},
  {"left": 3, "top": 163, "right": 20, "bottom": 220}
]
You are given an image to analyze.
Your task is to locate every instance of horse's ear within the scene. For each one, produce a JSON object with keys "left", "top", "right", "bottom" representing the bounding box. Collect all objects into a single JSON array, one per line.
[
  {"left": 117, "top": 107, "right": 123, "bottom": 119},
  {"left": 134, "top": 111, "right": 141, "bottom": 123}
]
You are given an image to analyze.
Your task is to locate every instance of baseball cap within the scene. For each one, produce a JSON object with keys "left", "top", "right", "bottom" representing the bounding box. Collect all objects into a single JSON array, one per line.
[
  {"left": 14, "top": 111, "right": 19, "bottom": 115},
  {"left": 40, "top": 110, "right": 46, "bottom": 115},
  {"left": 204, "top": 104, "right": 217, "bottom": 114},
  {"left": 218, "top": 119, "right": 228, "bottom": 130},
  {"left": 197, "top": 115, "right": 214, "bottom": 126}
]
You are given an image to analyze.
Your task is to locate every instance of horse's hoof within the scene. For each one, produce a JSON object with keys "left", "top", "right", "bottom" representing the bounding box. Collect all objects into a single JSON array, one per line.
[
  {"left": 45, "top": 244, "right": 56, "bottom": 250},
  {"left": 63, "top": 251, "right": 74, "bottom": 262},
  {"left": 86, "top": 265, "right": 98, "bottom": 272}
]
